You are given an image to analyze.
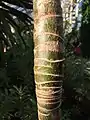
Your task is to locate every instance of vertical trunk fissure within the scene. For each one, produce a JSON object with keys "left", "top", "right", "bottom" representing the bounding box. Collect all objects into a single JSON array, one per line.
[{"left": 33, "top": 0, "right": 64, "bottom": 119}]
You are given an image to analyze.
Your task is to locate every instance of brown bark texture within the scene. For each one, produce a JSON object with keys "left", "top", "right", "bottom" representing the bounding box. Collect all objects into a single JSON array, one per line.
[{"left": 33, "top": 0, "right": 64, "bottom": 120}]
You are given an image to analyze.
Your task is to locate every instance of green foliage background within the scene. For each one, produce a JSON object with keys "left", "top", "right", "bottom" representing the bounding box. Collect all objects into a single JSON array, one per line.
[{"left": 0, "top": 1, "right": 38, "bottom": 120}]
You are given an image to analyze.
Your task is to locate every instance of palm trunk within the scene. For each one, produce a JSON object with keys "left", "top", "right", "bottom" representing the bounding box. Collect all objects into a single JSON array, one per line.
[{"left": 33, "top": 0, "right": 64, "bottom": 119}]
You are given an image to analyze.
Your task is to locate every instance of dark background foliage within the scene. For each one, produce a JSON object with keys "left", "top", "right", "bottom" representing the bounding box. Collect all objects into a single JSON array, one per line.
[
  {"left": 80, "top": 0, "right": 90, "bottom": 58},
  {"left": 0, "top": 1, "right": 38, "bottom": 120}
]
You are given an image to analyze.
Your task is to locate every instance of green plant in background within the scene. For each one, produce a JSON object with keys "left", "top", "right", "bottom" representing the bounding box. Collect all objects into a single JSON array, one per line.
[
  {"left": 0, "top": 1, "right": 36, "bottom": 119},
  {"left": 82, "top": 0, "right": 90, "bottom": 24},
  {"left": 0, "top": 86, "right": 37, "bottom": 120},
  {"left": 0, "top": 0, "right": 33, "bottom": 48},
  {"left": 61, "top": 109, "right": 72, "bottom": 120},
  {"left": 0, "top": 34, "right": 36, "bottom": 120}
]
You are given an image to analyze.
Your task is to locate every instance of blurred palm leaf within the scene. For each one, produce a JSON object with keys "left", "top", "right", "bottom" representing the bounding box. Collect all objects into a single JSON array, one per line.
[{"left": 0, "top": 0, "right": 33, "bottom": 49}]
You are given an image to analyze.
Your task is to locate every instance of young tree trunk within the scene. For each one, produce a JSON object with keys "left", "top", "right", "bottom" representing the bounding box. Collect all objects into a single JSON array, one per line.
[{"left": 33, "top": 0, "right": 64, "bottom": 119}]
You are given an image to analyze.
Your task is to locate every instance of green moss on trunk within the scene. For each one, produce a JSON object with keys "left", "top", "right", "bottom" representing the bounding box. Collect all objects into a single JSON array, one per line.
[{"left": 33, "top": 0, "right": 64, "bottom": 119}]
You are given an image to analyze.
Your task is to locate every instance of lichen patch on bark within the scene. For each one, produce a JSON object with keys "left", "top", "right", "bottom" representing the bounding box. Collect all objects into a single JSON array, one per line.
[{"left": 35, "top": 41, "right": 60, "bottom": 52}]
